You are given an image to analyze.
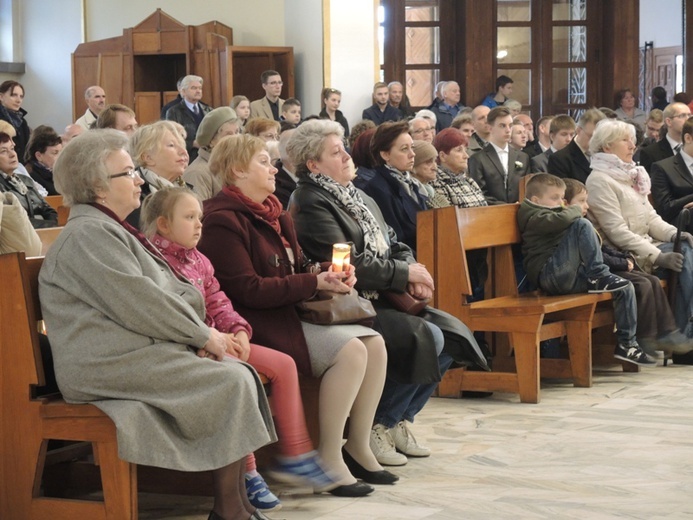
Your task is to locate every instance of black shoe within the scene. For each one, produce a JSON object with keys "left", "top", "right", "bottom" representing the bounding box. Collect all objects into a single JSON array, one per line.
[
  {"left": 672, "top": 350, "right": 693, "bottom": 365},
  {"left": 614, "top": 344, "right": 657, "bottom": 366},
  {"left": 329, "top": 481, "right": 374, "bottom": 497},
  {"left": 208, "top": 511, "right": 225, "bottom": 520},
  {"left": 461, "top": 390, "right": 494, "bottom": 398},
  {"left": 342, "top": 448, "right": 399, "bottom": 485},
  {"left": 587, "top": 274, "right": 630, "bottom": 293}
]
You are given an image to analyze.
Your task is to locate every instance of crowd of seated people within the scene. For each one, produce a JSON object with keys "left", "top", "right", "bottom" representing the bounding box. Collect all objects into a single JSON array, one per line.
[{"left": 6, "top": 65, "right": 693, "bottom": 519}]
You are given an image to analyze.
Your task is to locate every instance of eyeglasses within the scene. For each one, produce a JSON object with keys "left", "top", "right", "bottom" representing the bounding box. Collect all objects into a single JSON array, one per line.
[{"left": 109, "top": 169, "right": 139, "bottom": 180}]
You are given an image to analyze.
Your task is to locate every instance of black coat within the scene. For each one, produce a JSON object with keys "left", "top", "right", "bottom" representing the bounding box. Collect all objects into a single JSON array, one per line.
[
  {"left": 467, "top": 143, "right": 530, "bottom": 204},
  {"left": 361, "top": 104, "right": 401, "bottom": 125},
  {"left": 319, "top": 108, "right": 350, "bottom": 137},
  {"left": 274, "top": 164, "right": 298, "bottom": 210},
  {"left": 639, "top": 137, "right": 674, "bottom": 174},
  {"left": 289, "top": 176, "right": 489, "bottom": 382},
  {"left": 165, "top": 100, "right": 212, "bottom": 161},
  {"left": 0, "top": 106, "right": 30, "bottom": 165},
  {"left": 353, "top": 165, "right": 426, "bottom": 254},
  {"left": 27, "top": 160, "right": 58, "bottom": 196},
  {"left": 0, "top": 174, "right": 57, "bottom": 228},
  {"left": 548, "top": 140, "right": 591, "bottom": 184},
  {"left": 651, "top": 152, "right": 693, "bottom": 232}
]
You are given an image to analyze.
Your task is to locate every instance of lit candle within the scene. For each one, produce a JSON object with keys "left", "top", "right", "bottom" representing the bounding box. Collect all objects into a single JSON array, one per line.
[{"left": 331, "top": 243, "right": 351, "bottom": 273}]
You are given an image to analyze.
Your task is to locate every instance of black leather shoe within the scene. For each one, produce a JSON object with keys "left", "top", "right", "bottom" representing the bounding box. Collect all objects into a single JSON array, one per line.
[
  {"left": 329, "top": 481, "right": 374, "bottom": 497},
  {"left": 342, "top": 448, "right": 399, "bottom": 485}
]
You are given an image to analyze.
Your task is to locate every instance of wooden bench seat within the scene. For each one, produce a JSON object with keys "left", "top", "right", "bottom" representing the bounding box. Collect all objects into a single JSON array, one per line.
[{"left": 418, "top": 203, "right": 635, "bottom": 404}]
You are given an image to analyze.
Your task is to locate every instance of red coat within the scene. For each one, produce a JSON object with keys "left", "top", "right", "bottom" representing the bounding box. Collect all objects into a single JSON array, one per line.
[{"left": 199, "top": 190, "right": 317, "bottom": 375}]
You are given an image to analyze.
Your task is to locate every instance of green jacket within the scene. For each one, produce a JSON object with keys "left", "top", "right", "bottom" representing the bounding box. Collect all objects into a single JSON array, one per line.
[{"left": 517, "top": 199, "right": 583, "bottom": 285}]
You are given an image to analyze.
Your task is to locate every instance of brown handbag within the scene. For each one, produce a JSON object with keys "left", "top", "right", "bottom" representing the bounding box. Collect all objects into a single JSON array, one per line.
[
  {"left": 380, "top": 290, "right": 430, "bottom": 315},
  {"left": 297, "top": 289, "right": 377, "bottom": 326}
]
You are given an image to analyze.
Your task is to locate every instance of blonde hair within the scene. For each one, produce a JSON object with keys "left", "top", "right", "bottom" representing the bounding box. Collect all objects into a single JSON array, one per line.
[
  {"left": 140, "top": 186, "right": 201, "bottom": 240},
  {"left": 208, "top": 134, "right": 267, "bottom": 186},
  {"left": 0, "top": 120, "right": 16, "bottom": 137},
  {"left": 129, "top": 121, "right": 186, "bottom": 168}
]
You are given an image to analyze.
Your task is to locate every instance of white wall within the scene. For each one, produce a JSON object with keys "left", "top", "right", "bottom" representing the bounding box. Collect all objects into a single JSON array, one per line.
[
  {"left": 284, "top": 0, "right": 323, "bottom": 117},
  {"left": 327, "top": 0, "right": 377, "bottom": 127},
  {"left": 640, "top": 0, "right": 682, "bottom": 48}
]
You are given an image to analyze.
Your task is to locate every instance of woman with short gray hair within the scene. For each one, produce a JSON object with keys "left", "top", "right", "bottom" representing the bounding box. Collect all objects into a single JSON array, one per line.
[
  {"left": 40, "top": 129, "right": 275, "bottom": 520},
  {"left": 586, "top": 118, "right": 693, "bottom": 346}
]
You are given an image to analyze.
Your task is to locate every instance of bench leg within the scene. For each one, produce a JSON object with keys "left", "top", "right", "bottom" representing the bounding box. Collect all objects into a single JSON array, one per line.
[
  {"left": 509, "top": 331, "right": 540, "bottom": 404},
  {"left": 93, "top": 441, "right": 138, "bottom": 520},
  {"left": 565, "top": 319, "right": 593, "bottom": 388}
]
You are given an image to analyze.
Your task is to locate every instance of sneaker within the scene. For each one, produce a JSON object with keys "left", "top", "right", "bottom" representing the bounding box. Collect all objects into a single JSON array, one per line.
[
  {"left": 266, "top": 451, "right": 336, "bottom": 490},
  {"left": 587, "top": 274, "right": 630, "bottom": 293},
  {"left": 245, "top": 473, "right": 282, "bottom": 512},
  {"left": 614, "top": 344, "right": 657, "bottom": 366},
  {"left": 370, "top": 424, "right": 407, "bottom": 466},
  {"left": 657, "top": 330, "right": 693, "bottom": 355},
  {"left": 390, "top": 421, "right": 431, "bottom": 458}
]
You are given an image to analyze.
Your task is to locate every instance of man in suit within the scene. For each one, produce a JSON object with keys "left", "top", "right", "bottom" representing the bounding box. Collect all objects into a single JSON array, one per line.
[
  {"left": 249, "top": 70, "right": 285, "bottom": 122},
  {"left": 640, "top": 102, "right": 691, "bottom": 173},
  {"left": 548, "top": 108, "right": 605, "bottom": 183},
  {"left": 651, "top": 116, "right": 693, "bottom": 231},
  {"left": 530, "top": 114, "right": 575, "bottom": 173},
  {"left": 467, "top": 106, "right": 530, "bottom": 205},
  {"left": 523, "top": 115, "right": 553, "bottom": 159},
  {"left": 467, "top": 105, "right": 491, "bottom": 156},
  {"left": 165, "top": 75, "right": 212, "bottom": 162},
  {"left": 362, "top": 82, "right": 401, "bottom": 125}
]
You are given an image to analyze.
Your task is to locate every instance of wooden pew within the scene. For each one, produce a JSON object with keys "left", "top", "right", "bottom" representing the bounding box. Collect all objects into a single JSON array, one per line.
[
  {"left": 418, "top": 204, "right": 620, "bottom": 404},
  {"left": 44, "top": 195, "right": 63, "bottom": 211},
  {"left": 0, "top": 252, "right": 317, "bottom": 519},
  {"left": 35, "top": 227, "right": 64, "bottom": 255}
]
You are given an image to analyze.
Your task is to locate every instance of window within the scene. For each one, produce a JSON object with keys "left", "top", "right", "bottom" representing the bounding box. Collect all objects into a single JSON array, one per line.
[{"left": 0, "top": 0, "right": 23, "bottom": 72}]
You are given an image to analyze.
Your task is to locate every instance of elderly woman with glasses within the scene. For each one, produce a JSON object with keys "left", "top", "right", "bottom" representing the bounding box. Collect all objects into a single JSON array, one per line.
[{"left": 39, "top": 129, "right": 276, "bottom": 520}]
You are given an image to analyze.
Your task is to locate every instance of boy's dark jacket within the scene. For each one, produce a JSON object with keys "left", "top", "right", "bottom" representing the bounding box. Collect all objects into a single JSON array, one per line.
[{"left": 517, "top": 199, "right": 582, "bottom": 285}]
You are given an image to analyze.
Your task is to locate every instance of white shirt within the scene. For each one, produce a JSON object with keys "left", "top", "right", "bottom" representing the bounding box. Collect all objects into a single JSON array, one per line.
[
  {"left": 184, "top": 99, "right": 200, "bottom": 113},
  {"left": 491, "top": 142, "right": 509, "bottom": 174}
]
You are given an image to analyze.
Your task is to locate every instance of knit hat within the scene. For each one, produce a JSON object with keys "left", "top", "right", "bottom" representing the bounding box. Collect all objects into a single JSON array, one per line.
[
  {"left": 196, "top": 107, "right": 237, "bottom": 147},
  {"left": 412, "top": 140, "right": 438, "bottom": 167}
]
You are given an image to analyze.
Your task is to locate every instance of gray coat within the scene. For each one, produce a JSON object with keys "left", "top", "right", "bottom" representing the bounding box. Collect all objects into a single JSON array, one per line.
[{"left": 39, "top": 204, "right": 275, "bottom": 471}]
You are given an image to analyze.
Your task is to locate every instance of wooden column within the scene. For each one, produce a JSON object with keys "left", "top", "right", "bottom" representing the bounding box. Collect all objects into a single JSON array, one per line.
[{"left": 600, "top": 0, "right": 640, "bottom": 107}]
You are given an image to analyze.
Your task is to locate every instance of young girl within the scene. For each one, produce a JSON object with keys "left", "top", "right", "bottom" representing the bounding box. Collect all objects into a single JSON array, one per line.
[
  {"left": 141, "top": 187, "right": 336, "bottom": 511},
  {"left": 564, "top": 179, "right": 693, "bottom": 357}
]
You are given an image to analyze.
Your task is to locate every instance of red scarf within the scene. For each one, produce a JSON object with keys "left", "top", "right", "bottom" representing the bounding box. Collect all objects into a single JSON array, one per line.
[{"left": 222, "top": 186, "right": 291, "bottom": 248}]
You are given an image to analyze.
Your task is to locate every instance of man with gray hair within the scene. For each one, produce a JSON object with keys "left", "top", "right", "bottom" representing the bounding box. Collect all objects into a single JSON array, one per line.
[
  {"left": 75, "top": 86, "right": 106, "bottom": 130},
  {"left": 165, "top": 74, "right": 211, "bottom": 161},
  {"left": 431, "top": 80, "right": 465, "bottom": 132}
]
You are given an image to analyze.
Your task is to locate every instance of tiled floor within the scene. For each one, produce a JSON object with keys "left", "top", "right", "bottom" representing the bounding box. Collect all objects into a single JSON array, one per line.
[{"left": 140, "top": 364, "right": 693, "bottom": 520}]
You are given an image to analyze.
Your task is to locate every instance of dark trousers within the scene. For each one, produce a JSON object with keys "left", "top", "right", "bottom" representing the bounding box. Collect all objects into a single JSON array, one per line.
[{"left": 616, "top": 270, "right": 677, "bottom": 340}]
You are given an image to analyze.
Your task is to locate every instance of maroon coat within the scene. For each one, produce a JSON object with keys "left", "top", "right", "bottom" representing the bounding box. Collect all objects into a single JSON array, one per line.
[{"left": 199, "top": 190, "right": 317, "bottom": 376}]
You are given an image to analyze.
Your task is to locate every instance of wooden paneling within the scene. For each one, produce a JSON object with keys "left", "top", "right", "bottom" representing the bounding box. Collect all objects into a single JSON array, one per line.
[
  {"left": 600, "top": 1, "right": 640, "bottom": 108},
  {"left": 135, "top": 92, "right": 162, "bottom": 126}
]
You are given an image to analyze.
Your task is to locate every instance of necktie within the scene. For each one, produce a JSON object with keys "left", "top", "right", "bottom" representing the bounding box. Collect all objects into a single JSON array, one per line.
[
  {"left": 192, "top": 104, "right": 199, "bottom": 115},
  {"left": 675, "top": 143, "right": 682, "bottom": 154}
]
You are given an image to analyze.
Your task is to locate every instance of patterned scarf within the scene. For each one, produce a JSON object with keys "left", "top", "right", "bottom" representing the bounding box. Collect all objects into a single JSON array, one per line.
[
  {"left": 308, "top": 172, "right": 390, "bottom": 258},
  {"left": 0, "top": 171, "right": 28, "bottom": 195},
  {"left": 590, "top": 152, "right": 651, "bottom": 195},
  {"left": 137, "top": 166, "right": 176, "bottom": 193},
  {"left": 384, "top": 164, "right": 427, "bottom": 203},
  {"left": 0, "top": 105, "right": 24, "bottom": 130},
  {"left": 222, "top": 185, "right": 290, "bottom": 248}
]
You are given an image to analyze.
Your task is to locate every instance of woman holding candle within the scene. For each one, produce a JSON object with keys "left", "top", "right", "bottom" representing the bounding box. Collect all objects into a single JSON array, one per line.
[
  {"left": 199, "top": 134, "right": 394, "bottom": 497},
  {"left": 287, "top": 120, "right": 489, "bottom": 467}
]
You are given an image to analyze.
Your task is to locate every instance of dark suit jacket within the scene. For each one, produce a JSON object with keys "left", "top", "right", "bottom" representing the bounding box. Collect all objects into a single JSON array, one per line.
[
  {"left": 651, "top": 152, "right": 693, "bottom": 231},
  {"left": 523, "top": 140, "right": 543, "bottom": 159},
  {"left": 547, "top": 140, "right": 591, "bottom": 183},
  {"left": 639, "top": 137, "right": 675, "bottom": 174},
  {"left": 353, "top": 165, "right": 427, "bottom": 254},
  {"left": 467, "top": 143, "right": 530, "bottom": 205},
  {"left": 362, "top": 104, "right": 401, "bottom": 125},
  {"left": 274, "top": 165, "right": 298, "bottom": 209},
  {"left": 530, "top": 149, "right": 553, "bottom": 173},
  {"left": 165, "top": 100, "right": 212, "bottom": 161}
]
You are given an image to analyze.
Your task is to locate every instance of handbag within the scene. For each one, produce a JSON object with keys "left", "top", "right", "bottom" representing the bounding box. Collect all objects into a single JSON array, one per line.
[
  {"left": 297, "top": 289, "right": 376, "bottom": 326},
  {"left": 381, "top": 290, "right": 430, "bottom": 315}
]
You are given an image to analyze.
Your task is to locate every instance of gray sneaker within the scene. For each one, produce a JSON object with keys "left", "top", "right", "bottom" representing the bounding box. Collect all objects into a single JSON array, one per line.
[
  {"left": 391, "top": 420, "right": 431, "bottom": 458},
  {"left": 370, "top": 424, "right": 407, "bottom": 466}
]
